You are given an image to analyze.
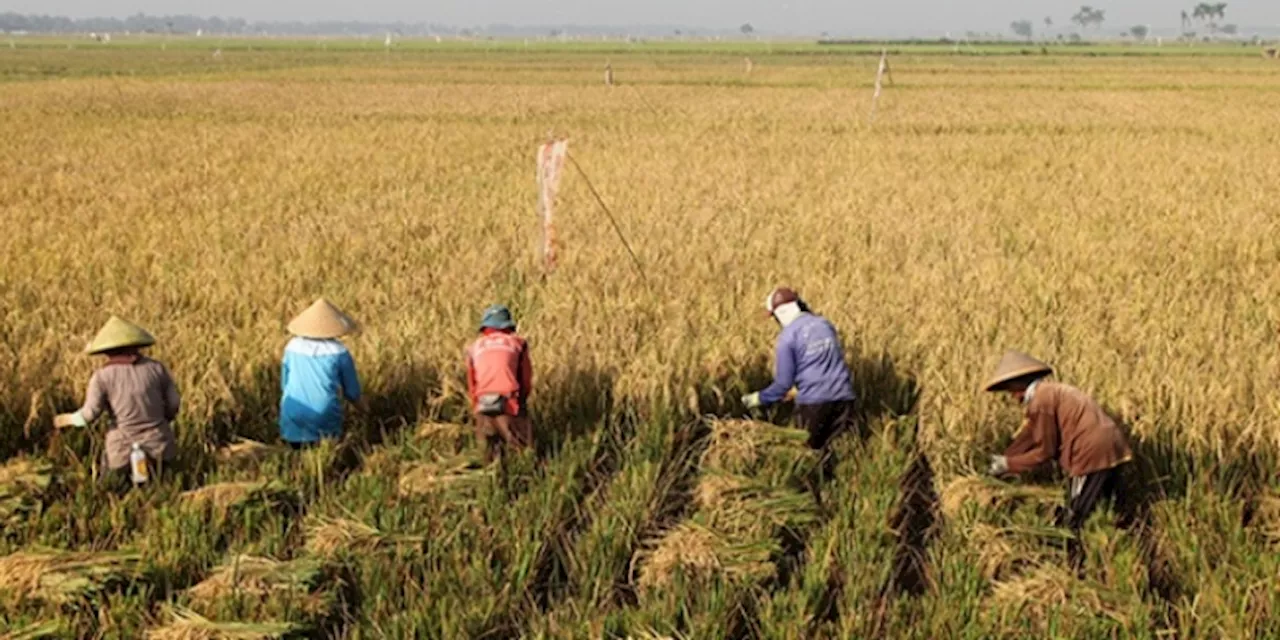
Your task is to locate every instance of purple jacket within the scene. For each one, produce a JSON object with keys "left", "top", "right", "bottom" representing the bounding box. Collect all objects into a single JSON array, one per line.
[{"left": 758, "top": 313, "right": 856, "bottom": 406}]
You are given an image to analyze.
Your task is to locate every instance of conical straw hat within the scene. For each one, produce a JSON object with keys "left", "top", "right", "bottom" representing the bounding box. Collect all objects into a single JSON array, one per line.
[
  {"left": 983, "top": 351, "right": 1053, "bottom": 392},
  {"left": 287, "top": 298, "right": 357, "bottom": 339},
  {"left": 85, "top": 316, "right": 155, "bottom": 354}
]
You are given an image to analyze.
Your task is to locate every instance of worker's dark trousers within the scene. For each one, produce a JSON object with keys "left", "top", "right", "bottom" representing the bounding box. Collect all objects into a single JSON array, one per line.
[
  {"left": 795, "top": 400, "right": 858, "bottom": 451},
  {"left": 1057, "top": 463, "right": 1132, "bottom": 571}
]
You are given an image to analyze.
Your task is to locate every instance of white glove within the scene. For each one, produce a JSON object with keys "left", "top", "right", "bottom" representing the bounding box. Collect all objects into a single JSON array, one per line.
[
  {"left": 987, "top": 454, "right": 1009, "bottom": 476},
  {"left": 741, "top": 392, "right": 762, "bottom": 410}
]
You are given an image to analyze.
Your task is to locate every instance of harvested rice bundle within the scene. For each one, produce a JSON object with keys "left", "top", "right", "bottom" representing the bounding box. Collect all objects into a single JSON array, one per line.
[
  {"left": 187, "top": 555, "right": 325, "bottom": 603},
  {"left": 703, "top": 420, "right": 814, "bottom": 481},
  {"left": 968, "top": 523, "right": 1073, "bottom": 580},
  {"left": 304, "top": 517, "right": 425, "bottom": 558},
  {"left": 636, "top": 522, "right": 776, "bottom": 593},
  {"left": 1, "top": 621, "right": 63, "bottom": 640},
  {"left": 179, "top": 482, "right": 293, "bottom": 513},
  {"left": 415, "top": 422, "right": 471, "bottom": 449},
  {"left": 397, "top": 456, "right": 491, "bottom": 497},
  {"left": 215, "top": 438, "right": 286, "bottom": 465},
  {"left": 986, "top": 564, "right": 1129, "bottom": 631},
  {"left": 0, "top": 457, "right": 54, "bottom": 525},
  {"left": 695, "top": 471, "right": 818, "bottom": 536},
  {"left": 146, "top": 606, "right": 307, "bottom": 639},
  {"left": 939, "top": 475, "right": 1061, "bottom": 520},
  {"left": 0, "top": 549, "right": 142, "bottom": 603}
]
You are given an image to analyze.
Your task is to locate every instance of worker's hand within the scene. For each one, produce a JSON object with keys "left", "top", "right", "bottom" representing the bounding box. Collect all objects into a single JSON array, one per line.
[
  {"left": 783, "top": 388, "right": 798, "bottom": 403},
  {"left": 741, "top": 392, "right": 763, "bottom": 410},
  {"left": 52, "top": 413, "right": 83, "bottom": 429},
  {"left": 987, "top": 454, "right": 1009, "bottom": 476}
]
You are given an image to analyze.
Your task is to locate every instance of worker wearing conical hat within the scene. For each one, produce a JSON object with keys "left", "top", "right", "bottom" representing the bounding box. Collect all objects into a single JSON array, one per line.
[
  {"left": 54, "top": 316, "right": 181, "bottom": 485},
  {"left": 984, "top": 350, "right": 1134, "bottom": 568},
  {"left": 279, "top": 299, "right": 363, "bottom": 449},
  {"left": 466, "top": 304, "right": 533, "bottom": 462},
  {"left": 741, "top": 288, "right": 857, "bottom": 450}
]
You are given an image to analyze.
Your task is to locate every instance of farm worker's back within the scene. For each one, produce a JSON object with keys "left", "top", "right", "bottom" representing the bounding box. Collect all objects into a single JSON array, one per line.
[
  {"left": 279, "top": 299, "right": 362, "bottom": 446},
  {"left": 53, "top": 316, "right": 180, "bottom": 475},
  {"left": 743, "top": 287, "right": 857, "bottom": 450},
  {"left": 466, "top": 304, "right": 533, "bottom": 461}
]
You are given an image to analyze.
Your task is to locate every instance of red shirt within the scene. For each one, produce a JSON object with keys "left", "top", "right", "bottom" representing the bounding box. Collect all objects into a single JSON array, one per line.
[{"left": 466, "top": 329, "right": 533, "bottom": 415}]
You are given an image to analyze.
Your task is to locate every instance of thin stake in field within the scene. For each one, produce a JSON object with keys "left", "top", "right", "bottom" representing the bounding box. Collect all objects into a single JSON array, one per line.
[
  {"left": 870, "top": 48, "right": 893, "bottom": 123},
  {"left": 566, "top": 153, "right": 649, "bottom": 285}
]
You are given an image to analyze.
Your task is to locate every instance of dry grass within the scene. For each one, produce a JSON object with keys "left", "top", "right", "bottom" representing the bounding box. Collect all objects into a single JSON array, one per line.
[
  {"left": 147, "top": 606, "right": 305, "bottom": 640},
  {"left": 304, "top": 517, "right": 424, "bottom": 558},
  {"left": 939, "top": 475, "right": 1061, "bottom": 521},
  {"left": 0, "top": 550, "right": 142, "bottom": 603}
]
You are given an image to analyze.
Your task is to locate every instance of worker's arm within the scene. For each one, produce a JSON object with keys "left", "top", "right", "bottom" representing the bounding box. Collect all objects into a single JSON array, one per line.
[
  {"left": 1003, "top": 409, "right": 1059, "bottom": 474},
  {"left": 339, "top": 351, "right": 362, "bottom": 404},
  {"left": 55, "top": 372, "right": 106, "bottom": 429},
  {"left": 756, "top": 336, "right": 796, "bottom": 406}
]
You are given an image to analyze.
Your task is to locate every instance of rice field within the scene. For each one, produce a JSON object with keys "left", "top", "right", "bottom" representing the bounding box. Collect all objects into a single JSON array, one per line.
[{"left": 2, "top": 36, "right": 1280, "bottom": 638}]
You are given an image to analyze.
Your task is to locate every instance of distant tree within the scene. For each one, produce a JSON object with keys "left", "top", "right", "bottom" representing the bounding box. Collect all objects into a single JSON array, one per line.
[
  {"left": 1044, "top": 16, "right": 1053, "bottom": 30},
  {"left": 1130, "top": 25, "right": 1149, "bottom": 40},
  {"left": 740, "top": 23, "right": 754, "bottom": 36},
  {"left": 1010, "top": 20, "right": 1034, "bottom": 41},
  {"left": 1071, "top": 6, "right": 1106, "bottom": 31},
  {"left": 1181, "top": 10, "right": 1190, "bottom": 30},
  {"left": 1220, "top": 23, "right": 1238, "bottom": 35}
]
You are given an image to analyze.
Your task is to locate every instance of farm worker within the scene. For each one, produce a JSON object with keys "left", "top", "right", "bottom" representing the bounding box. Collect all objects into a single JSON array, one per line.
[
  {"left": 279, "top": 298, "right": 364, "bottom": 450},
  {"left": 466, "top": 304, "right": 533, "bottom": 462},
  {"left": 741, "top": 287, "right": 857, "bottom": 450},
  {"left": 983, "top": 351, "right": 1134, "bottom": 568},
  {"left": 53, "top": 316, "right": 180, "bottom": 485}
]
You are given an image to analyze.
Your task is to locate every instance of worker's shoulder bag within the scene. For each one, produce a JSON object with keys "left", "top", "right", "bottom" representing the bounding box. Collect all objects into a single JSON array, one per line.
[{"left": 476, "top": 393, "right": 507, "bottom": 417}]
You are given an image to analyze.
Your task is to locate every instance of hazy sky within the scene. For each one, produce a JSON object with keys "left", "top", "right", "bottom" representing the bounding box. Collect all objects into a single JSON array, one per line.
[{"left": 10, "top": 1, "right": 1279, "bottom": 34}]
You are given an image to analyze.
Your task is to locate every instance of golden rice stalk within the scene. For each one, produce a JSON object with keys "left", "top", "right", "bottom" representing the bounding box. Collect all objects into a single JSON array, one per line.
[
  {"left": 415, "top": 421, "right": 471, "bottom": 444},
  {"left": 146, "top": 606, "right": 306, "bottom": 640},
  {"left": 987, "top": 564, "right": 1130, "bottom": 631},
  {"left": 179, "top": 482, "right": 291, "bottom": 513},
  {"left": 969, "top": 523, "right": 1073, "bottom": 580},
  {"left": 635, "top": 522, "right": 776, "bottom": 593},
  {"left": 0, "top": 457, "right": 54, "bottom": 525},
  {"left": 695, "top": 471, "right": 818, "bottom": 537},
  {"left": 215, "top": 438, "right": 286, "bottom": 465},
  {"left": 304, "top": 517, "right": 424, "bottom": 558},
  {"left": 1249, "top": 490, "right": 1280, "bottom": 544},
  {"left": 0, "top": 620, "right": 63, "bottom": 640},
  {"left": 0, "top": 549, "right": 142, "bottom": 603},
  {"left": 186, "top": 555, "right": 324, "bottom": 604},
  {"left": 939, "top": 475, "right": 1061, "bottom": 520},
  {"left": 702, "top": 419, "right": 812, "bottom": 475},
  {"left": 398, "top": 457, "right": 491, "bottom": 497}
]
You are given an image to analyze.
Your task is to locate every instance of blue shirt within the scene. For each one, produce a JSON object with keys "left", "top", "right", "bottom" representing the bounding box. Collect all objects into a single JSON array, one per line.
[
  {"left": 279, "top": 338, "right": 361, "bottom": 443},
  {"left": 758, "top": 313, "right": 856, "bottom": 406}
]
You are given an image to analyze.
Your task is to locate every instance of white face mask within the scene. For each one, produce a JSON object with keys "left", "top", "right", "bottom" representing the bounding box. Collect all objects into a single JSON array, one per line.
[{"left": 771, "top": 302, "right": 804, "bottom": 328}]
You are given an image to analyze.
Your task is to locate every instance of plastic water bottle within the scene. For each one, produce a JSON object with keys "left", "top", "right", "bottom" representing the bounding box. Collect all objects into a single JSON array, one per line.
[{"left": 130, "top": 443, "right": 149, "bottom": 485}]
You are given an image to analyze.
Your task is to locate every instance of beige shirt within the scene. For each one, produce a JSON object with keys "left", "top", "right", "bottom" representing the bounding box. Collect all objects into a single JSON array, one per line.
[
  {"left": 1003, "top": 381, "right": 1133, "bottom": 478},
  {"left": 77, "top": 357, "right": 180, "bottom": 469}
]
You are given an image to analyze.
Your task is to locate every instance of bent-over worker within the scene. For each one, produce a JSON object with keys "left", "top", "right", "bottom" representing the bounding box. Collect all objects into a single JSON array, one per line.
[
  {"left": 742, "top": 287, "right": 857, "bottom": 450},
  {"left": 466, "top": 304, "right": 533, "bottom": 462},
  {"left": 54, "top": 316, "right": 181, "bottom": 487},
  {"left": 279, "top": 298, "right": 363, "bottom": 449},
  {"left": 984, "top": 350, "right": 1134, "bottom": 569}
]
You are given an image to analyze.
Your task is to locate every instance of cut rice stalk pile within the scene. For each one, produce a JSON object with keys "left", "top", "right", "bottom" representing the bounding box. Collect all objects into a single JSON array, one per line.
[
  {"left": 695, "top": 471, "right": 818, "bottom": 536},
  {"left": 703, "top": 419, "right": 814, "bottom": 481},
  {"left": 146, "top": 606, "right": 307, "bottom": 640},
  {"left": 940, "top": 475, "right": 1061, "bottom": 520},
  {"left": 968, "top": 523, "right": 1075, "bottom": 580},
  {"left": 304, "top": 517, "right": 425, "bottom": 558},
  {"left": 414, "top": 421, "right": 472, "bottom": 448},
  {"left": 398, "top": 456, "right": 491, "bottom": 497},
  {"left": 215, "top": 438, "right": 287, "bottom": 465},
  {"left": 636, "top": 521, "right": 777, "bottom": 593},
  {"left": 0, "top": 457, "right": 54, "bottom": 526},
  {"left": 179, "top": 482, "right": 293, "bottom": 513},
  {"left": 0, "top": 621, "right": 63, "bottom": 640},
  {"left": 986, "top": 564, "right": 1130, "bottom": 631},
  {"left": 0, "top": 549, "right": 142, "bottom": 603},
  {"left": 187, "top": 555, "right": 325, "bottom": 603}
]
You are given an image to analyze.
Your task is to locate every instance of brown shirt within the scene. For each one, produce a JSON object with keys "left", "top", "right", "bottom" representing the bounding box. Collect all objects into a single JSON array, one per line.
[
  {"left": 1003, "top": 381, "right": 1132, "bottom": 477},
  {"left": 77, "top": 357, "right": 180, "bottom": 469}
]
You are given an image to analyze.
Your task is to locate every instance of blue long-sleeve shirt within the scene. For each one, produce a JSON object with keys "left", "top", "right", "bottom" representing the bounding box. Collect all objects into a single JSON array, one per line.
[
  {"left": 758, "top": 313, "right": 856, "bottom": 406},
  {"left": 279, "top": 337, "right": 362, "bottom": 443}
]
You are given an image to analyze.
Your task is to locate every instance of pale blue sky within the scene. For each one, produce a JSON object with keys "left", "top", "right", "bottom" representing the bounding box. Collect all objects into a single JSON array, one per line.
[{"left": 9, "top": 1, "right": 1277, "bottom": 35}]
